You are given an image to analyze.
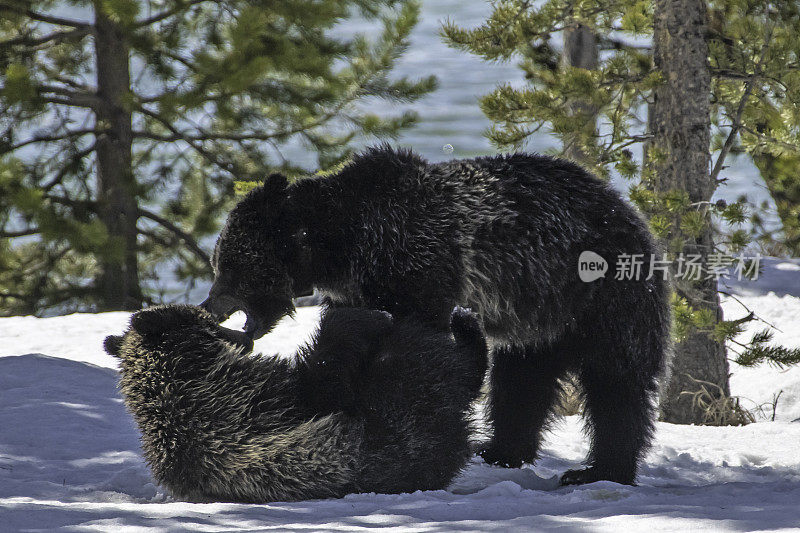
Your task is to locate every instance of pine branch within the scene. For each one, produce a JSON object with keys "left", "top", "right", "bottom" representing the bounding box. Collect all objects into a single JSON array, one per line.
[
  {"left": 710, "top": 25, "right": 774, "bottom": 183},
  {"left": 43, "top": 194, "right": 97, "bottom": 210},
  {"left": 134, "top": 0, "right": 213, "bottom": 27},
  {"left": 0, "top": 4, "right": 93, "bottom": 29},
  {"left": 739, "top": 125, "right": 800, "bottom": 154},
  {"left": 599, "top": 36, "right": 651, "bottom": 51},
  {"left": 0, "top": 227, "right": 40, "bottom": 238},
  {"left": 719, "top": 289, "right": 781, "bottom": 331},
  {"left": 137, "top": 207, "right": 211, "bottom": 265},
  {"left": 41, "top": 142, "right": 98, "bottom": 191},
  {"left": 134, "top": 129, "right": 300, "bottom": 142},
  {"left": 0, "top": 26, "right": 92, "bottom": 47},
  {"left": 36, "top": 95, "right": 101, "bottom": 110},
  {"left": 134, "top": 104, "right": 241, "bottom": 176},
  {"left": 4, "top": 129, "right": 97, "bottom": 152},
  {"left": 735, "top": 341, "right": 800, "bottom": 368},
  {"left": 137, "top": 227, "right": 174, "bottom": 248}
]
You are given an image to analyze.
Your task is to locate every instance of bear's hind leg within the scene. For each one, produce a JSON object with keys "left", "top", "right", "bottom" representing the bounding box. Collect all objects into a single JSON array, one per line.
[
  {"left": 561, "top": 349, "right": 659, "bottom": 486},
  {"left": 480, "top": 342, "right": 570, "bottom": 468}
]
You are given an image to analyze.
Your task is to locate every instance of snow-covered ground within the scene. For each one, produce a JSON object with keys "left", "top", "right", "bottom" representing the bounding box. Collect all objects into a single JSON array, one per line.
[{"left": 2, "top": 260, "right": 800, "bottom": 531}]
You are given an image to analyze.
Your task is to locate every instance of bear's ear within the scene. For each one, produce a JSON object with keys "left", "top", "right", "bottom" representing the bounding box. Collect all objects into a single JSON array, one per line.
[
  {"left": 264, "top": 172, "right": 288, "bottom": 196},
  {"left": 130, "top": 308, "right": 167, "bottom": 337},
  {"left": 104, "top": 335, "right": 124, "bottom": 357},
  {"left": 130, "top": 305, "right": 203, "bottom": 337}
]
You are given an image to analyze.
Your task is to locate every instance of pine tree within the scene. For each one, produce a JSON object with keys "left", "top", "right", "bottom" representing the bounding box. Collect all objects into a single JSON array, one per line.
[
  {"left": 647, "top": 0, "right": 728, "bottom": 423},
  {"left": 561, "top": 23, "right": 598, "bottom": 164},
  {"left": 0, "top": 0, "right": 435, "bottom": 315},
  {"left": 708, "top": 1, "right": 800, "bottom": 257},
  {"left": 443, "top": 0, "right": 800, "bottom": 423}
]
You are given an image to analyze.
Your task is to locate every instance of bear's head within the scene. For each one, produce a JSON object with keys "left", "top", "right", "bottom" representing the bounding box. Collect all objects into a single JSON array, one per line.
[
  {"left": 202, "top": 173, "right": 313, "bottom": 339},
  {"left": 104, "top": 304, "right": 254, "bottom": 359}
]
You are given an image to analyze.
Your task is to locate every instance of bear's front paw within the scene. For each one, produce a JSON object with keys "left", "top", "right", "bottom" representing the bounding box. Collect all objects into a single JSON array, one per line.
[
  {"left": 130, "top": 304, "right": 212, "bottom": 337},
  {"left": 560, "top": 466, "right": 635, "bottom": 486}
]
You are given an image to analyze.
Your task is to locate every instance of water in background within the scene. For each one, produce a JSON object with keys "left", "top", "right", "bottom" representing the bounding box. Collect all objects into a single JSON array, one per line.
[
  {"left": 57, "top": 0, "right": 781, "bottom": 305},
  {"left": 354, "top": 1, "right": 534, "bottom": 160},
  {"left": 56, "top": 0, "right": 775, "bottom": 207},
  {"left": 387, "top": 1, "right": 775, "bottom": 213}
]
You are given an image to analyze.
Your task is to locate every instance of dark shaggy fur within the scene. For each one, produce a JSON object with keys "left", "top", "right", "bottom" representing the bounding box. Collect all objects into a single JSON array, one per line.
[
  {"left": 203, "top": 145, "right": 671, "bottom": 485},
  {"left": 105, "top": 305, "right": 487, "bottom": 503}
]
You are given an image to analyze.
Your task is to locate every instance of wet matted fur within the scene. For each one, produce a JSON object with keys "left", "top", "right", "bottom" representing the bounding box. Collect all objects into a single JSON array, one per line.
[{"left": 105, "top": 304, "right": 487, "bottom": 503}]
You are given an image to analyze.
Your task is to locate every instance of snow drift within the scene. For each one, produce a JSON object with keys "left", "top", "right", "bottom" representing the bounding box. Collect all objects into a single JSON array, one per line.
[{"left": 1, "top": 259, "right": 799, "bottom": 531}]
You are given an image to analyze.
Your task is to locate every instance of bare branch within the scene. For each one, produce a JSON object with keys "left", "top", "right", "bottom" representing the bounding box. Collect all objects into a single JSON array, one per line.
[
  {"left": 711, "top": 68, "right": 789, "bottom": 91},
  {"left": 37, "top": 84, "right": 94, "bottom": 98},
  {"left": 37, "top": 65, "right": 97, "bottom": 93}
]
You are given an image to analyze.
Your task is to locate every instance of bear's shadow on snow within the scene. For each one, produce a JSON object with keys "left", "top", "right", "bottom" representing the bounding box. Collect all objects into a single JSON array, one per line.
[{"left": 0, "top": 354, "right": 155, "bottom": 500}]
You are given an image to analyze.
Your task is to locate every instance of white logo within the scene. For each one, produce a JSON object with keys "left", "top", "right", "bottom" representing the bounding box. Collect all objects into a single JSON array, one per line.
[{"left": 578, "top": 251, "right": 608, "bottom": 282}]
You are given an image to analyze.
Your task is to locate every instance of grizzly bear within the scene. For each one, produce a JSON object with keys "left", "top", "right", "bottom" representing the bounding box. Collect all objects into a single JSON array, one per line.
[
  {"left": 105, "top": 305, "right": 487, "bottom": 502},
  {"left": 202, "top": 145, "right": 671, "bottom": 485}
]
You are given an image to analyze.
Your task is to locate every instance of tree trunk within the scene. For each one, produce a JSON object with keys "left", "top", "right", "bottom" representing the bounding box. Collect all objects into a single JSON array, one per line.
[
  {"left": 648, "top": 0, "right": 730, "bottom": 423},
  {"left": 94, "top": 4, "right": 141, "bottom": 310},
  {"left": 561, "top": 23, "right": 598, "bottom": 164}
]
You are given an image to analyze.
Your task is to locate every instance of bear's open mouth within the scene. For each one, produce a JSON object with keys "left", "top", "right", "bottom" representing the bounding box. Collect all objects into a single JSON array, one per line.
[
  {"left": 243, "top": 313, "right": 268, "bottom": 340},
  {"left": 203, "top": 300, "right": 266, "bottom": 340},
  {"left": 200, "top": 295, "right": 239, "bottom": 322},
  {"left": 201, "top": 292, "right": 294, "bottom": 340}
]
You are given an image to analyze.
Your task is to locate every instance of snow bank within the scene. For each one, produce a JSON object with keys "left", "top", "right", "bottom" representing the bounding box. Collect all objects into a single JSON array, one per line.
[
  {"left": 1, "top": 263, "right": 799, "bottom": 531},
  {"left": 723, "top": 257, "right": 800, "bottom": 422}
]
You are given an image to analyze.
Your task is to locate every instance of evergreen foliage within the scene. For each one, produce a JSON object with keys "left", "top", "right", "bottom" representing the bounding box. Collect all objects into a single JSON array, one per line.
[
  {"left": 734, "top": 329, "right": 800, "bottom": 368},
  {"left": 0, "top": 0, "right": 435, "bottom": 314}
]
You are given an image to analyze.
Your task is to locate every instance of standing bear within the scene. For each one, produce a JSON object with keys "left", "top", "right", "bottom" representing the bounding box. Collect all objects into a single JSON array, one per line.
[
  {"left": 202, "top": 145, "right": 671, "bottom": 486},
  {"left": 105, "top": 305, "right": 487, "bottom": 502}
]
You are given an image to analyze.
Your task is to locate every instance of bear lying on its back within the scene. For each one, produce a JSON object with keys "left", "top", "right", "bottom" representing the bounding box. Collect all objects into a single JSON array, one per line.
[{"left": 105, "top": 305, "right": 487, "bottom": 503}]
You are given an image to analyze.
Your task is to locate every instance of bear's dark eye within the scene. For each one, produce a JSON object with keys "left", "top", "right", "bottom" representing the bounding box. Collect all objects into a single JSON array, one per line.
[{"left": 295, "top": 229, "right": 309, "bottom": 248}]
